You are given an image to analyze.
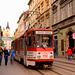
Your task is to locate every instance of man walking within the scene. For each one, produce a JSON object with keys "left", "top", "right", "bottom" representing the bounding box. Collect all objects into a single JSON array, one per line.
[
  {"left": 0, "top": 46, "right": 3, "bottom": 66},
  {"left": 4, "top": 47, "right": 9, "bottom": 66}
]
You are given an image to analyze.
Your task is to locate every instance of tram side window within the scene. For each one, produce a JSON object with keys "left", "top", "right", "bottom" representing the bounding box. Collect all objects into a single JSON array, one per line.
[
  {"left": 32, "top": 31, "right": 36, "bottom": 48},
  {"left": 28, "top": 33, "right": 31, "bottom": 48}
]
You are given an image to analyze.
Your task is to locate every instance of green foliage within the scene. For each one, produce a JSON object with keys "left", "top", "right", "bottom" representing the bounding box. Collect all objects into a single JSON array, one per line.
[
  {"left": 1, "top": 41, "right": 4, "bottom": 47},
  {"left": 10, "top": 37, "right": 14, "bottom": 40}
]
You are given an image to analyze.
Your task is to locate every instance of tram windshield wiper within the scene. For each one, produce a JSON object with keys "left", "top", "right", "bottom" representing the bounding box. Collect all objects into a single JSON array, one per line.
[{"left": 41, "top": 45, "right": 45, "bottom": 49}]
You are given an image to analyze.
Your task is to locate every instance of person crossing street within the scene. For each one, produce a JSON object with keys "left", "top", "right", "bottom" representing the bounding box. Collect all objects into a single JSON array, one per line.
[
  {"left": 66, "top": 47, "right": 72, "bottom": 61},
  {"left": 9, "top": 47, "right": 15, "bottom": 65}
]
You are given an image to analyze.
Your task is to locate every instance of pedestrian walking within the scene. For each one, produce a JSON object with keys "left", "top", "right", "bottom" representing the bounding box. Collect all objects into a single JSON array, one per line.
[
  {"left": 0, "top": 46, "right": 3, "bottom": 66},
  {"left": 54, "top": 47, "right": 56, "bottom": 58},
  {"left": 66, "top": 47, "right": 72, "bottom": 61},
  {"left": 9, "top": 47, "right": 15, "bottom": 65},
  {"left": 4, "top": 47, "right": 9, "bottom": 66}
]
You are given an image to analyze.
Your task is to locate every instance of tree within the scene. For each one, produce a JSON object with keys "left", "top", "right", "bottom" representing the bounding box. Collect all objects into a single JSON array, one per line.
[
  {"left": 1, "top": 41, "right": 4, "bottom": 47},
  {"left": 10, "top": 37, "right": 14, "bottom": 40}
]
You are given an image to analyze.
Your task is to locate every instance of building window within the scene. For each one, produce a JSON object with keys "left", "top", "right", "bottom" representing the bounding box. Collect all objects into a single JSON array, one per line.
[
  {"left": 47, "top": 0, "right": 49, "bottom": 9},
  {"left": 41, "top": 3, "right": 44, "bottom": 13},
  {"left": 47, "top": 17, "right": 49, "bottom": 27},
  {"left": 69, "top": 1, "right": 73, "bottom": 16},
  {"left": 62, "top": 6, "right": 65, "bottom": 20},
  {"left": 38, "top": 6, "right": 40, "bottom": 13},
  {"left": 39, "top": 21, "right": 40, "bottom": 28},
  {"left": 42, "top": 20, "right": 44, "bottom": 28},
  {"left": 54, "top": 12, "right": 57, "bottom": 24}
]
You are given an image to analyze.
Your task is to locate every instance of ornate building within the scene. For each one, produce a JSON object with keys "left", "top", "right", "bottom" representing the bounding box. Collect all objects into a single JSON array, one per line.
[
  {"left": 2, "top": 22, "right": 10, "bottom": 37},
  {"left": 51, "top": 0, "right": 75, "bottom": 57},
  {"left": 2, "top": 22, "right": 12, "bottom": 49}
]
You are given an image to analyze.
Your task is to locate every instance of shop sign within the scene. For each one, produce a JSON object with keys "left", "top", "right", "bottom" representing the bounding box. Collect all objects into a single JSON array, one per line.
[{"left": 72, "top": 33, "right": 75, "bottom": 39}]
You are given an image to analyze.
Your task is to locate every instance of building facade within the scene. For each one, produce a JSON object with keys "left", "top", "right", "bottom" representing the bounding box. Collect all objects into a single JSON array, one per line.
[
  {"left": 14, "top": 28, "right": 18, "bottom": 39},
  {"left": 23, "top": 12, "right": 29, "bottom": 32},
  {"left": 28, "top": 0, "right": 37, "bottom": 30},
  {"left": 17, "top": 11, "right": 28, "bottom": 37},
  {"left": 51, "top": 0, "right": 75, "bottom": 57},
  {"left": 2, "top": 37, "right": 12, "bottom": 49},
  {"left": 37, "top": 0, "right": 51, "bottom": 29},
  {"left": 2, "top": 22, "right": 10, "bottom": 37}
]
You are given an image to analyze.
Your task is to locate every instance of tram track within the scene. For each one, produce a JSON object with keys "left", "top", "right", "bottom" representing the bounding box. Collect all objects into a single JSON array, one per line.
[
  {"left": 49, "top": 69, "right": 62, "bottom": 75},
  {"left": 54, "top": 60, "right": 75, "bottom": 65},
  {"left": 54, "top": 62, "right": 75, "bottom": 69},
  {"left": 53, "top": 65, "right": 75, "bottom": 73},
  {"left": 36, "top": 69, "right": 62, "bottom": 75}
]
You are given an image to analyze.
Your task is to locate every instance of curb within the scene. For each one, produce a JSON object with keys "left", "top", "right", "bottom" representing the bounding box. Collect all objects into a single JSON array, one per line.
[{"left": 54, "top": 60, "right": 75, "bottom": 65}]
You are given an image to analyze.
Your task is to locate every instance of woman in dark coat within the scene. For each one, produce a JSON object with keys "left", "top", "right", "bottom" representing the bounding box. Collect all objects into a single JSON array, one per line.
[
  {"left": 4, "top": 47, "right": 9, "bottom": 66},
  {"left": 0, "top": 47, "right": 3, "bottom": 66}
]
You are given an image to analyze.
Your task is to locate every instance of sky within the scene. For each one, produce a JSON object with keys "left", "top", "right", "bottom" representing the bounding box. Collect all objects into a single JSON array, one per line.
[{"left": 0, "top": 0, "right": 29, "bottom": 36}]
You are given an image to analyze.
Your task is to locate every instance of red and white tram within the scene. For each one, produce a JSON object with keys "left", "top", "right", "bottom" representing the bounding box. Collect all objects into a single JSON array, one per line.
[{"left": 12, "top": 29, "right": 54, "bottom": 68}]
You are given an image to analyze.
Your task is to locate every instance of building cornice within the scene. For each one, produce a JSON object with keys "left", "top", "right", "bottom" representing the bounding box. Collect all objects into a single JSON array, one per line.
[{"left": 52, "top": 15, "right": 75, "bottom": 32}]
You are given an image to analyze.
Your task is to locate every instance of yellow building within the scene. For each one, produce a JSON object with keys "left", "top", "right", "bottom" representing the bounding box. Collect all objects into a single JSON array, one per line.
[
  {"left": 37, "top": 0, "right": 51, "bottom": 29},
  {"left": 14, "top": 28, "right": 18, "bottom": 39},
  {"left": 2, "top": 22, "right": 10, "bottom": 37},
  {"left": 28, "top": 0, "right": 52, "bottom": 30}
]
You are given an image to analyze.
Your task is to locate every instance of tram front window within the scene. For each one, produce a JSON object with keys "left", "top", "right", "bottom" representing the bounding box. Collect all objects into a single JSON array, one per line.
[{"left": 36, "top": 31, "right": 53, "bottom": 47}]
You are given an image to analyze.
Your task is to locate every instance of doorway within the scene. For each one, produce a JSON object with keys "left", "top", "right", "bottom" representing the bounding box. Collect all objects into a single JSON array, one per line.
[{"left": 68, "top": 31, "right": 74, "bottom": 51}]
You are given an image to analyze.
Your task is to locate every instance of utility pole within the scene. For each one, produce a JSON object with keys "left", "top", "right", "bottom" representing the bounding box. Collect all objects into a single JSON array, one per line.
[{"left": 27, "top": 11, "right": 41, "bottom": 30}]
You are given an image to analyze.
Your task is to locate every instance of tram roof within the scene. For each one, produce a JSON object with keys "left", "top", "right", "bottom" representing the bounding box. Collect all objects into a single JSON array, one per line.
[
  {"left": 26, "top": 29, "right": 54, "bottom": 33},
  {"left": 13, "top": 29, "right": 54, "bottom": 41}
]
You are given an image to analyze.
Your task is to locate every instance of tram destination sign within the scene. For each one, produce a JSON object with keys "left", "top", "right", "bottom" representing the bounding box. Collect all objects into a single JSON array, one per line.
[
  {"left": 36, "top": 31, "right": 53, "bottom": 34},
  {"left": 72, "top": 33, "right": 75, "bottom": 39}
]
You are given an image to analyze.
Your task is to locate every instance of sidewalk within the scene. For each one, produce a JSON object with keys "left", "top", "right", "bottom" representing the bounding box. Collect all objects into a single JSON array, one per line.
[{"left": 54, "top": 58, "right": 75, "bottom": 65}]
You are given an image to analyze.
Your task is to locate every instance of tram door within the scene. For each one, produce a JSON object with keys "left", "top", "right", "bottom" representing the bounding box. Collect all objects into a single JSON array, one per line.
[
  {"left": 24, "top": 38, "right": 27, "bottom": 65},
  {"left": 68, "top": 31, "right": 74, "bottom": 51}
]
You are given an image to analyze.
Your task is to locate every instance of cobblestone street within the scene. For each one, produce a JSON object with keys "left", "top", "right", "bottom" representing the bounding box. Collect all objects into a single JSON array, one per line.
[{"left": 0, "top": 57, "right": 75, "bottom": 75}]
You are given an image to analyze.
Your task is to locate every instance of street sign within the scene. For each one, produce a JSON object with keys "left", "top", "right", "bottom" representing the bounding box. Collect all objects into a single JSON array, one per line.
[{"left": 72, "top": 33, "right": 75, "bottom": 39}]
